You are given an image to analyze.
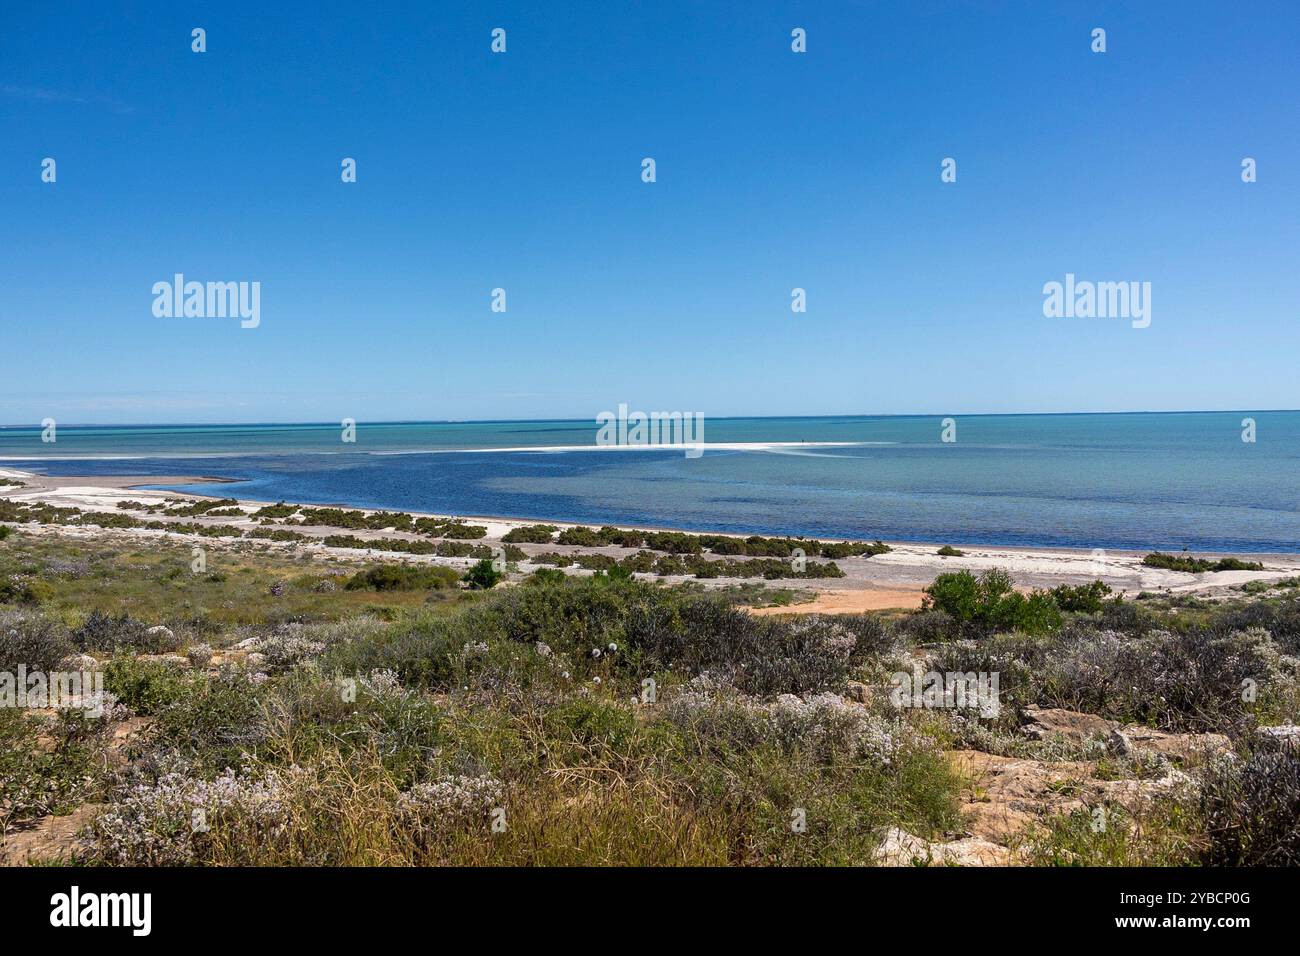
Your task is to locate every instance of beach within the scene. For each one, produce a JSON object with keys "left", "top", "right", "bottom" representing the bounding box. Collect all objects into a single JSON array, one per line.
[{"left": 5, "top": 466, "right": 1295, "bottom": 608}]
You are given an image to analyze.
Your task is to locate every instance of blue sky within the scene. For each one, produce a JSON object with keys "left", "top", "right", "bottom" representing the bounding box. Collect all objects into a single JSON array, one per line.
[{"left": 1, "top": 1, "right": 1297, "bottom": 424}]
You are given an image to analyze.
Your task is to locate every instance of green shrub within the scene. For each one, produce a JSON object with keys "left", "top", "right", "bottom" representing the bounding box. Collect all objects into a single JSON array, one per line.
[
  {"left": 501, "top": 524, "right": 557, "bottom": 544},
  {"left": 162, "top": 497, "right": 240, "bottom": 517},
  {"left": 1212, "top": 558, "right": 1268, "bottom": 572},
  {"left": 642, "top": 531, "right": 702, "bottom": 555},
  {"left": 599, "top": 527, "right": 645, "bottom": 548},
  {"left": 595, "top": 563, "right": 635, "bottom": 582},
  {"left": 624, "top": 598, "right": 873, "bottom": 695},
  {"left": 922, "top": 569, "right": 1061, "bottom": 637},
  {"left": 936, "top": 545, "right": 964, "bottom": 557},
  {"left": 556, "top": 526, "right": 607, "bottom": 547},
  {"left": 0, "top": 576, "right": 54, "bottom": 605},
  {"left": 0, "top": 707, "right": 107, "bottom": 827},
  {"left": 820, "top": 540, "right": 892, "bottom": 558},
  {"left": 151, "top": 671, "right": 270, "bottom": 771},
  {"left": 1050, "top": 580, "right": 1113, "bottom": 613},
  {"left": 345, "top": 564, "right": 461, "bottom": 592},
  {"left": 320, "top": 615, "right": 463, "bottom": 688},
  {"left": 441, "top": 523, "right": 488, "bottom": 540},
  {"left": 463, "top": 559, "right": 503, "bottom": 590},
  {"left": 1207, "top": 596, "right": 1300, "bottom": 655},
  {"left": 891, "top": 609, "right": 960, "bottom": 644},
  {"left": 701, "top": 535, "right": 748, "bottom": 555},
  {"left": 525, "top": 567, "right": 567, "bottom": 586},
  {"left": 247, "top": 527, "right": 310, "bottom": 542},
  {"left": 103, "top": 655, "right": 190, "bottom": 715},
  {"left": 542, "top": 697, "right": 642, "bottom": 763},
  {"left": 1143, "top": 552, "right": 1264, "bottom": 573}
]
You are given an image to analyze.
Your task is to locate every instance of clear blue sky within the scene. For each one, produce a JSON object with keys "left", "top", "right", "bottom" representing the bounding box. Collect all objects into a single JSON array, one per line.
[{"left": 2, "top": 1, "right": 1297, "bottom": 424}]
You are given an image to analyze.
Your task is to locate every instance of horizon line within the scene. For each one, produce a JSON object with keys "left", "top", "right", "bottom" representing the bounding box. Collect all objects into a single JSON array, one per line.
[{"left": 0, "top": 408, "right": 1297, "bottom": 430}]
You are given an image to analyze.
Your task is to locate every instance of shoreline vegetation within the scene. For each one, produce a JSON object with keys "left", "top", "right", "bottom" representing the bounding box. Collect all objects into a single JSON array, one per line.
[
  {"left": 0, "top": 468, "right": 1001, "bottom": 556},
  {"left": 4, "top": 466, "right": 1300, "bottom": 867},
  {"left": 3, "top": 464, "right": 1298, "bottom": 623}
]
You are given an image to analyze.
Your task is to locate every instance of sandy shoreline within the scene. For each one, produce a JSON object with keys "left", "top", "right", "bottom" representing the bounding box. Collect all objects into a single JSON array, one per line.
[{"left": 4, "top": 466, "right": 1298, "bottom": 610}]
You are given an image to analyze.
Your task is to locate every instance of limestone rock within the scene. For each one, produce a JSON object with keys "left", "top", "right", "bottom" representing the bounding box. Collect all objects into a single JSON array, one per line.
[
  {"left": 1116, "top": 725, "right": 1231, "bottom": 766},
  {"left": 875, "top": 827, "right": 933, "bottom": 866},
  {"left": 58, "top": 653, "right": 99, "bottom": 672},
  {"left": 1022, "top": 706, "right": 1118, "bottom": 744},
  {"left": 145, "top": 624, "right": 175, "bottom": 645},
  {"left": 875, "top": 826, "right": 1011, "bottom": 867}
]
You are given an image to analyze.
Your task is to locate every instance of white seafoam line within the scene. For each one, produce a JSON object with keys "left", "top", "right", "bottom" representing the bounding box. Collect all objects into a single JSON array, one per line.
[{"left": 371, "top": 441, "right": 875, "bottom": 455}]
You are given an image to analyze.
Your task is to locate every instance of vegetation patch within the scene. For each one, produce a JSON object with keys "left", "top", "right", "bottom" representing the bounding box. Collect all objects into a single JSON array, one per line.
[
  {"left": 1143, "top": 552, "right": 1265, "bottom": 573},
  {"left": 345, "top": 564, "right": 462, "bottom": 592}
]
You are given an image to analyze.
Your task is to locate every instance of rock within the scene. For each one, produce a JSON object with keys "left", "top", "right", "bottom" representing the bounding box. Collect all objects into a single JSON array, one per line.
[
  {"left": 934, "top": 837, "right": 1012, "bottom": 867},
  {"left": 1116, "top": 726, "right": 1232, "bottom": 766},
  {"left": 145, "top": 625, "right": 175, "bottom": 645},
  {"left": 846, "top": 681, "right": 870, "bottom": 704},
  {"left": 951, "top": 750, "right": 1098, "bottom": 843},
  {"left": 232, "top": 637, "right": 260, "bottom": 650},
  {"left": 876, "top": 827, "right": 933, "bottom": 865},
  {"left": 58, "top": 654, "right": 99, "bottom": 672},
  {"left": 186, "top": 643, "right": 214, "bottom": 668},
  {"left": 1019, "top": 707, "right": 1230, "bottom": 766},
  {"left": 949, "top": 746, "right": 1203, "bottom": 858},
  {"left": 875, "top": 826, "right": 1012, "bottom": 867},
  {"left": 1101, "top": 769, "right": 1194, "bottom": 806},
  {"left": 1022, "top": 706, "right": 1118, "bottom": 744}
]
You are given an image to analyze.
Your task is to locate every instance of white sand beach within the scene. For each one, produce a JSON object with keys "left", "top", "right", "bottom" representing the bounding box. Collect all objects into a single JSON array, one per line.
[{"left": 4, "top": 466, "right": 1296, "bottom": 610}]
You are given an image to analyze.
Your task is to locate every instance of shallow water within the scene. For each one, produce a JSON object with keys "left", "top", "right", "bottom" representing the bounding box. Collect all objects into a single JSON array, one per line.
[{"left": 3, "top": 412, "right": 1297, "bottom": 552}]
